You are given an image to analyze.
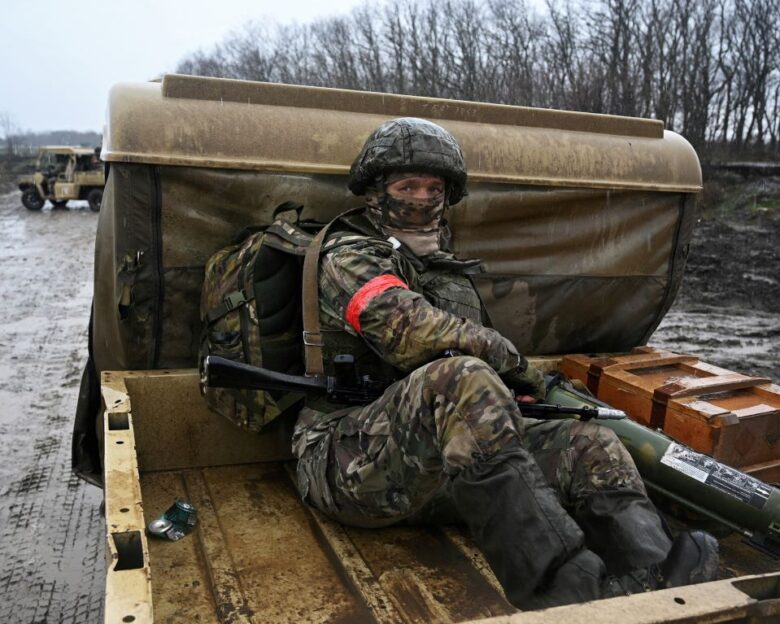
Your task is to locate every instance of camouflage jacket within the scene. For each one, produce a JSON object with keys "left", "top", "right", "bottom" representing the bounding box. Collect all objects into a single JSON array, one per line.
[{"left": 316, "top": 211, "right": 545, "bottom": 398}]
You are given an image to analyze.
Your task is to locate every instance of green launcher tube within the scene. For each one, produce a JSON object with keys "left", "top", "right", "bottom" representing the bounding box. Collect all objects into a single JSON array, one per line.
[{"left": 545, "top": 381, "right": 780, "bottom": 547}]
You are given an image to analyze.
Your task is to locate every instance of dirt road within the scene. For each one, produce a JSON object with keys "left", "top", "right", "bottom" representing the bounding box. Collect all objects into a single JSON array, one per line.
[
  {"left": 0, "top": 182, "right": 776, "bottom": 623},
  {"left": 0, "top": 192, "right": 104, "bottom": 623}
]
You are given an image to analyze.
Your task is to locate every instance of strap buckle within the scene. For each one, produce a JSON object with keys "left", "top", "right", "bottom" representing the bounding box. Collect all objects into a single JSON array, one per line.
[
  {"left": 223, "top": 290, "right": 247, "bottom": 311},
  {"left": 302, "top": 331, "right": 324, "bottom": 347}
]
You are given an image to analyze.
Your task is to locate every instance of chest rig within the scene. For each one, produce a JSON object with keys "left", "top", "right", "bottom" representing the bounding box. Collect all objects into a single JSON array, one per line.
[{"left": 301, "top": 210, "right": 485, "bottom": 385}]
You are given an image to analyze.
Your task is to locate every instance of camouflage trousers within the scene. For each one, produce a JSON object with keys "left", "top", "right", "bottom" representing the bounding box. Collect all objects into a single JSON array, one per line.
[{"left": 293, "top": 356, "right": 669, "bottom": 570}]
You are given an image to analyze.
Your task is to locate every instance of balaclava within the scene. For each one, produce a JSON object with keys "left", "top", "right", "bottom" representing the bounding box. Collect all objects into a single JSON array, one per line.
[{"left": 364, "top": 172, "right": 447, "bottom": 257}]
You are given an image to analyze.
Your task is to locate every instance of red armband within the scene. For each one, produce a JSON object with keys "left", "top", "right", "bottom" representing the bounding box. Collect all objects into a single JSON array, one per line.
[{"left": 345, "top": 274, "right": 409, "bottom": 334}]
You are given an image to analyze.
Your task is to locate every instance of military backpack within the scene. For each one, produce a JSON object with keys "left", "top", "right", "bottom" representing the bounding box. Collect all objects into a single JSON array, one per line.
[{"left": 199, "top": 203, "right": 317, "bottom": 432}]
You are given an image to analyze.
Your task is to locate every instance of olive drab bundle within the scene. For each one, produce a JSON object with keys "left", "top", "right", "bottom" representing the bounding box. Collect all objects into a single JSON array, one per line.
[{"left": 199, "top": 202, "right": 315, "bottom": 432}]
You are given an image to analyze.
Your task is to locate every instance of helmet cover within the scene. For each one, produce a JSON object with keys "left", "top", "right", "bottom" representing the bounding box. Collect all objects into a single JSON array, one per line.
[{"left": 348, "top": 117, "right": 468, "bottom": 204}]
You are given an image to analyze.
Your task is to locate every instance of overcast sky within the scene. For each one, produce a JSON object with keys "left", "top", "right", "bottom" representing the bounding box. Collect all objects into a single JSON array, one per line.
[{"left": 0, "top": 0, "right": 366, "bottom": 133}]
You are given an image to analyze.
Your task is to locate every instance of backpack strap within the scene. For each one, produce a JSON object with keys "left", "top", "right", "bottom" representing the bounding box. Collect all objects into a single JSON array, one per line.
[
  {"left": 205, "top": 289, "right": 250, "bottom": 324},
  {"left": 265, "top": 221, "right": 314, "bottom": 251},
  {"left": 206, "top": 218, "right": 315, "bottom": 326},
  {"left": 302, "top": 207, "right": 363, "bottom": 378}
]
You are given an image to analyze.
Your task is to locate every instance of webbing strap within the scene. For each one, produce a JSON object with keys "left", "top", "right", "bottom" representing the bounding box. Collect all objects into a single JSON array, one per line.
[
  {"left": 302, "top": 227, "right": 330, "bottom": 378},
  {"left": 206, "top": 289, "right": 250, "bottom": 324},
  {"left": 301, "top": 208, "right": 363, "bottom": 378}
]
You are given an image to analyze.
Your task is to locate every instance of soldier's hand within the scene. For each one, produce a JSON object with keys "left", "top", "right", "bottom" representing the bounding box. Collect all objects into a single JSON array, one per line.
[
  {"left": 516, "top": 395, "right": 537, "bottom": 404},
  {"left": 500, "top": 359, "right": 546, "bottom": 401}
]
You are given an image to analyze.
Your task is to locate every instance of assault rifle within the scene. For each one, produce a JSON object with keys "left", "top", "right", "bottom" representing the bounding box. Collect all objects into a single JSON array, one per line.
[{"left": 201, "top": 354, "right": 626, "bottom": 420}]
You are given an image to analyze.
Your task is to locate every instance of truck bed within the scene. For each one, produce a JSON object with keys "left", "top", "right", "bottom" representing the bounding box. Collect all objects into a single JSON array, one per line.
[
  {"left": 103, "top": 370, "right": 780, "bottom": 624},
  {"left": 141, "top": 463, "right": 513, "bottom": 623}
]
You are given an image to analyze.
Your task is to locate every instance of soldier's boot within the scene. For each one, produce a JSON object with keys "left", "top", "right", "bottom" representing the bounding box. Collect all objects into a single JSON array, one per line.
[
  {"left": 575, "top": 490, "right": 672, "bottom": 572},
  {"left": 452, "top": 448, "right": 606, "bottom": 609},
  {"left": 602, "top": 530, "right": 719, "bottom": 597}
]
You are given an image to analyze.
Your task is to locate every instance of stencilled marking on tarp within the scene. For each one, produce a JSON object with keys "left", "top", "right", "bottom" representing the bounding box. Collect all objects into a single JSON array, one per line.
[{"left": 660, "top": 442, "right": 772, "bottom": 509}]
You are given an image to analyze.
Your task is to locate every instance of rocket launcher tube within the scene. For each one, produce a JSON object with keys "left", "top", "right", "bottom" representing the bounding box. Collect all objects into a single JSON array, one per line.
[{"left": 545, "top": 379, "right": 780, "bottom": 550}]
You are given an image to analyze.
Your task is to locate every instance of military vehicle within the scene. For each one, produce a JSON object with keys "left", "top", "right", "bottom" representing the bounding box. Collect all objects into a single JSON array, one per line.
[
  {"left": 74, "top": 74, "right": 780, "bottom": 623},
  {"left": 18, "top": 145, "right": 104, "bottom": 211}
]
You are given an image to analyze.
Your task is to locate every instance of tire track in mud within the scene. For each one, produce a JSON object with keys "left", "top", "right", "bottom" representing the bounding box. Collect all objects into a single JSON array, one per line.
[
  {"left": 0, "top": 192, "right": 103, "bottom": 623},
  {"left": 652, "top": 307, "right": 780, "bottom": 381}
]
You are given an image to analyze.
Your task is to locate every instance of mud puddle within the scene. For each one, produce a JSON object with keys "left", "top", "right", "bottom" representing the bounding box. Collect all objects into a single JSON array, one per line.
[
  {"left": 651, "top": 306, "right": 779, "bottom": 380},
  {"left": 650, "top": 182, "right": 779, "bottom": 381}
]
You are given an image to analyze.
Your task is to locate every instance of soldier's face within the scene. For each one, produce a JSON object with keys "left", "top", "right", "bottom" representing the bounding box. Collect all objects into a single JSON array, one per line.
[{"left": 386, "top": 174, "right": 445, "bottom": 201}]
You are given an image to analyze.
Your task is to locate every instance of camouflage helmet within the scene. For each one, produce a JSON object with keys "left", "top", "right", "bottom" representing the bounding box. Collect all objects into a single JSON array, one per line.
[{"left": 348, "top": 117, "right": 468, "bottom": 204}]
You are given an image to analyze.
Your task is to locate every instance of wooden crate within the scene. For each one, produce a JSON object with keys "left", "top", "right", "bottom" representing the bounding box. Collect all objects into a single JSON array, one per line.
[
  {"left": 558, "top": 346, "right": 693, "bottom": 396},
  {"left": 559, "top": 349, "right": 780, "bottom": 479}
]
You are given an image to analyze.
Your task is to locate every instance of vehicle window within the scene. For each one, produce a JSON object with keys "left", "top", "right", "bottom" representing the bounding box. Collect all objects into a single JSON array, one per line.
[{"left": 77, "top": 155, "right": 95, "bottom": 171}]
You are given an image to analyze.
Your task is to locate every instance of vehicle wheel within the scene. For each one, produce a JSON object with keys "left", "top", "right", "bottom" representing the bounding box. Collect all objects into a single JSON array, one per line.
[
  {"left": 22, "top": 188, "right": 44, "bottom": 211},
  {"left": 51, "top": 200, "right": 68, "bottom": 209},
  {"left": 87, "top": 188, "right": 103, "bottom": 212}
]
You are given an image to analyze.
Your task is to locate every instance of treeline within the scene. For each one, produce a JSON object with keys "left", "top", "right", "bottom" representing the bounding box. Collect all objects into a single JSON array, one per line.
[
  {"left": 177, "top": 0, "right": 780, "bottom": 157},
  {"left": 1, "top": 129, "right": 102, "bottom": 158}
]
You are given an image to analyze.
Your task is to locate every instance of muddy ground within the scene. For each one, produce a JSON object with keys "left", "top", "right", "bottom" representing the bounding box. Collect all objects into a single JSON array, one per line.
[
  {"left": 0, "top": 193, "right": 103, "bottom": 623},
  {"left": 0, "top": 177, "right": 776, "bottom": 622},
  {"left": 651, "top": 173, "right": 780, "bottom": 380}
]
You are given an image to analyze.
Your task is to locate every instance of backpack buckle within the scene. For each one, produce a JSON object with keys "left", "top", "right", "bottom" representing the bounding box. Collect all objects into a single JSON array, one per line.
[{"left": 223, "top": 291, "right": 247, "bottom": 311}]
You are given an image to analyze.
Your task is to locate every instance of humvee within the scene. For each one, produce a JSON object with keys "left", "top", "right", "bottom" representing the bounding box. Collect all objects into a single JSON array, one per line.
[
  {"left": 19, "top": 145, "right": 104, "bottom": 211},
  {"left": 74, "top": 74, "right": 780, "bottom": 623}
]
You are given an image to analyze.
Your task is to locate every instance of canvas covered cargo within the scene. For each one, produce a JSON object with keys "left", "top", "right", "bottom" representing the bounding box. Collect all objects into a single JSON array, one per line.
[{"left": 73, "top": 73, "right": 701, "bottom": 483}]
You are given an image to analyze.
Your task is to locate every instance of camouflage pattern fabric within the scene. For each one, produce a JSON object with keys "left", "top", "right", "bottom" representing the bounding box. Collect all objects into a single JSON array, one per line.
[
  {"left": 317, "top": 228, "right": 546, "bottom": 398},
  {"left": 363, "top": 182, "right": 445, "bottom": 256},
  {"left": 295, "top": 208, "right": 670, "bottom": 576},
  {"left": 523, "top": 418, "right": 647, "bottom": 508},
  {"left": 293, "top": 352, "right": 668, "bottom": 573},
  {"left": 294, "top": 355, "right": 524, "bottom": 527},
  {"left": 200, "top": 216, "right": 310, "bottom": 432},
  {"left": 522, "top": 418, "right": 670, "bottom": 572},
  {"left": 347, "top": 117, "right": 468, "bottom": 204}
]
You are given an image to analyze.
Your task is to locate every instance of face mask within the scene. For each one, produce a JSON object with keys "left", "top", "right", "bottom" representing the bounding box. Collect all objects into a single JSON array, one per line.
[{"left": 364, "top": 183, "right": 446, "bottom": 257}]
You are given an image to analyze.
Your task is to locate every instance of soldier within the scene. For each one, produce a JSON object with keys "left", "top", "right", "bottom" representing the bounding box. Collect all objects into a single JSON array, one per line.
[{"left": 293, "top": 117, "right": 719, "bottom": 609}]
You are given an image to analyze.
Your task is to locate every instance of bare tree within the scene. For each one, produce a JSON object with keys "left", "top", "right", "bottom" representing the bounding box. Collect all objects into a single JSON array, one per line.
[
  {"left": 485, "top": 0, "right": 544, "bottom": 106},
  {"left": 174, "top": 0, "right": 780, "bottom": 158},
  {"left": 0, "top": 112, "right": 21, "bottom": 160}
]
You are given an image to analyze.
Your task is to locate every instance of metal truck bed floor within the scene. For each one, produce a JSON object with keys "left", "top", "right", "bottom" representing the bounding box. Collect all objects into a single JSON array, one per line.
[
  {"left": 140, "top": 462, "right": 514, "bottom": 623},
  {"left": 139, "top": 463, "right": 780, "bottom": 624},
  {"left": 103, "top": 370, "right": 780, "bottom": 624}
]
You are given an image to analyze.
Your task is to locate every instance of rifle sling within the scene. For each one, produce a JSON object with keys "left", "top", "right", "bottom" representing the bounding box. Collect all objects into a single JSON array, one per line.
[{"left": 302, "top": 208, "right": 363, "bottom": 378}]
